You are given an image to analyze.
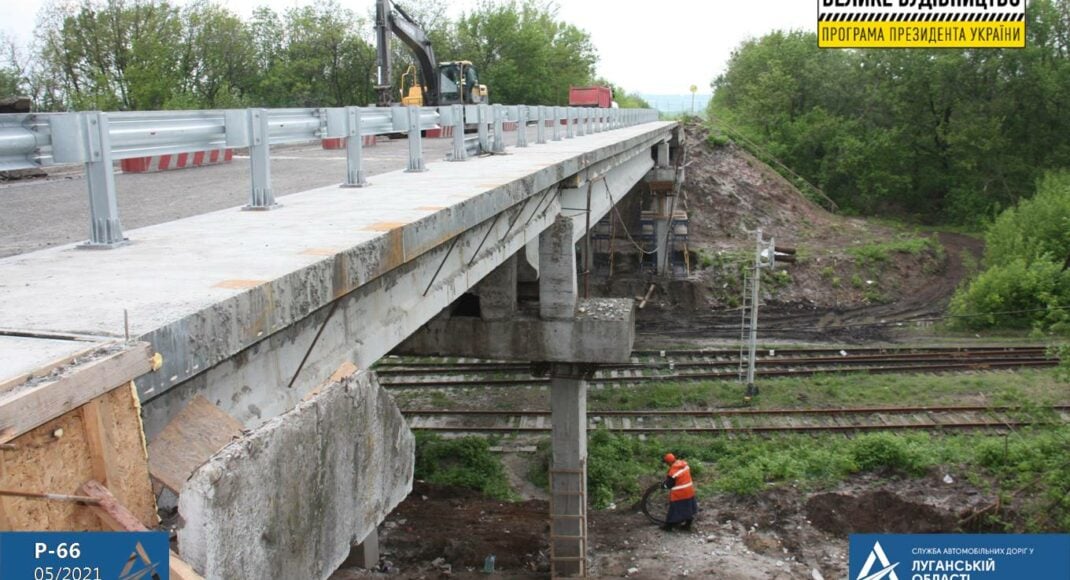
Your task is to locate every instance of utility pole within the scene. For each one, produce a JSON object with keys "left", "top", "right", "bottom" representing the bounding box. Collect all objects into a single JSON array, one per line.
[
  {"left": 743, "top": 230, "right": 767, "bottom": 400},
  {"left": 740, "top": 230, "right": 796, "bottom": 401}
]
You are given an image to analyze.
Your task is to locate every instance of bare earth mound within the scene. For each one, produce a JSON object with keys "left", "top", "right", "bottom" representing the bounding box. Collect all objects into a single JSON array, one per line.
[{"left": 631, "top": 121, "right": 982, "bottom": 343}]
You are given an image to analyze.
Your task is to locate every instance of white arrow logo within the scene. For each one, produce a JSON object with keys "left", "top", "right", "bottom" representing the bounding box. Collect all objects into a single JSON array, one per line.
[{"left": 856, "top": 541, "right": 900, "bottom": 580}]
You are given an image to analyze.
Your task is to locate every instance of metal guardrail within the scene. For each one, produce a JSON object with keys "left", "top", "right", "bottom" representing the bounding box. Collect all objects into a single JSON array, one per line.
[{"left": 0, "top": 104, "right": 660, "bottom": 248}]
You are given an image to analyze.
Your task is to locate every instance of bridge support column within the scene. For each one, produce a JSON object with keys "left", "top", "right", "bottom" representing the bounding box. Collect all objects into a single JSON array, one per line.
[
  {"left": 345, "top": 528, "right": 380, "bottom": 569},
  {"left": 654, "top": 193, "right": 671, "bottom": 275},
  {"left": 477, "top": 255, "right": 517, "bottom": 321},
  {"left": 546, "top": 363, "right": 590, "bottom": 578},
  {"left": 646, "top": 138, "right": 682, "bottom": 276},
  {"left": 656, "top": 141, "right": 670, "bottom": 167},
  {"left": 540, "top": 217, "right": 587, "bottom": 577},
  {"left": 539, "top": 216, "right": 578, "bottom": 319}
]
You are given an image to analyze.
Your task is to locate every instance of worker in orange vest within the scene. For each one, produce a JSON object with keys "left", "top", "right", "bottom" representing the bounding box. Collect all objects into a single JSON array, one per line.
[{"left": 661, "top": 453, "right": 698, "bottom": 531}]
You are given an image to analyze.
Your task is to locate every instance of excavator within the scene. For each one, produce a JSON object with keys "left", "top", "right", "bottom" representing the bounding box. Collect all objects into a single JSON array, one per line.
[{"left": 375, "top": 0, "right": 489, "bottom": 107}]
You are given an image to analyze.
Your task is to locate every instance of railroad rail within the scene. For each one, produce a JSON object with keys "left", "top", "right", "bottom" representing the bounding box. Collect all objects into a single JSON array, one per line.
[
  {"left": 375, "top": 346, "right": 1057, "bottom": 388},
  {"left": 400, "top": 405, "right": 1070, "bottom": 434}
]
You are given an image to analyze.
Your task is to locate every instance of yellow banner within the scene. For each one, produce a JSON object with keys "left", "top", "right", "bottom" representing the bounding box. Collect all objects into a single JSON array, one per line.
[{"left": 818, "top": 21, "right": 1025, "bottom": 48}]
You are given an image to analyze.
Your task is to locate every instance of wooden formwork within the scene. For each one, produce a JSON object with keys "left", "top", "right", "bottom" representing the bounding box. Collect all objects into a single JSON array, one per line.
[{"left": 0, "top": 335, "right": 200, "bottom": 578}]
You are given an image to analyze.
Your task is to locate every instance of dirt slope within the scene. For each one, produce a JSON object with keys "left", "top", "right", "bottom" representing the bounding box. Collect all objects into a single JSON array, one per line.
[{"left": 630, "top": 122, "right": 981, "bottom": 343}]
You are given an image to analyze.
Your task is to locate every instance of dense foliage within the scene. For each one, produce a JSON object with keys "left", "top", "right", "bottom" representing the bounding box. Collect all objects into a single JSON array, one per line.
[
  {"left": 1, "top": 0, "right": 640, "bottom": 110},
  {"left": 950, "top": 172, "right": 1070, "bottom": 332},
  {"left": 709, "top": 0, "right": 1070, "bottom": 225},
  {"left": 413, "top": 431, "right": 514, "bottom": 500}
]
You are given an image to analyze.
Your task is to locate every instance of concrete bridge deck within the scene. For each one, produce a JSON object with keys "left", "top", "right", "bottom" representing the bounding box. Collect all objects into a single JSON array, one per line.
[
  {"left": 0, "top": 118, "right": 678, "bottom": 578},
  {"left": 0, "top": 120, "right": 674, "bottom": 427}
]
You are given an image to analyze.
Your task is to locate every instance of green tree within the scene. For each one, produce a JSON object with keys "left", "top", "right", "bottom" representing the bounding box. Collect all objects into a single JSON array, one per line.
[
  {"left": 709, "top": 1, "right": 1070, "bottom": 225},
  {"left": 170, "top": 2, "right": 255, "bottom": 108},
  {"left": 950, "top": 172, "right": 1070, "bottom": 332},
  {"left": 36, "top": 0, "right": 185, "bottom": 110},
  {"left": 452, "top": 0, "right": 597, "bottom": 104},
  {"left": 0, "top": 68, "right": 19, "bottom": 97}
]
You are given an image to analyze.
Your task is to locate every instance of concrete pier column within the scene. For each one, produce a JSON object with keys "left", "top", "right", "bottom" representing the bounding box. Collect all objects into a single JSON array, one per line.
[
  {"left": 539, "top": 216, "right": 577, "bottom": 320},
  {"left": 577, "top": 232, "right": 590, "bottom": 288},
  {"left": 478, "top": 255, "right": 517, "bottom": 321},
  {"left": 654, "top": 194, "right": 671, "bottom": 275},
  {"left": 344, "top": 528, "right": 380, "bottom": 569},
  {"left": 548, "top": 363, "right": 590, "bottom": 578},
  {"left": 656, "top": 140, "right": 670, "bottom": 168}
]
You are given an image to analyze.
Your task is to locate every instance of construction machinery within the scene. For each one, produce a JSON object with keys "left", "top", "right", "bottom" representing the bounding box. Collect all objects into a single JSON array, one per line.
[{"left": 375, "top": 0, "right": 488, "bottom": 107}]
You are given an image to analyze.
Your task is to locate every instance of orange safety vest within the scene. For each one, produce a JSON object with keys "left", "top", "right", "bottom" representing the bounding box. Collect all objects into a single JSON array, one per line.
[{"left": 666, "top": 459, "right": 695, "bottom": 502}]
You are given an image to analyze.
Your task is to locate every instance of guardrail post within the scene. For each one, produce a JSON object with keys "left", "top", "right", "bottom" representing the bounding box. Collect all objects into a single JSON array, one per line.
[
  {"left": 244, "top": 108, "right": 277, "bottom": 210},
  {"left": 492, "top": 104, "right": 505, "bottom": 153},
  {"left": 343, "top": 106, "right": 368, "bottom": 187},
  {"left": 450, "top": 105, "right": 467, "bottom": 162},
  {"left": 516, "top": 106, "right": 528, "bottom": 148},
  {"left": 536, "top": 106, "right": 547, "bottom": 145},
  {"left": 78, "top": 111, "right": 126, "bottom": 248},
  {"left": 553, "top": 107, "right": 563, "bottom": 141},
  {"left": 578, "top": 108, "right": 587, "bottom": 137},
  {"left": 478, "top": 104, "right": 490, "bottom": 154},
  {"left": 566, "top": 107, "right": 576, "bottom": 139},
  {"left": 406, "top": 106, "right": 426, "bottom": 172}
]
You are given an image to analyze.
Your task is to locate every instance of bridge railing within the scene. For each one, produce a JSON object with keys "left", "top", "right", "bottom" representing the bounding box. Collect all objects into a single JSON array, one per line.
[{"left": 0, "top": 105, "right": 660, "bottom": 248}]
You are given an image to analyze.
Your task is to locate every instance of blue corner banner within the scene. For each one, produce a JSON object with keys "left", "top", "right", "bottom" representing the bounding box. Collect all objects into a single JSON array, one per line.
[
  {"left": 0, "top": 532, "right": 170, "bottom": 580},
  {"left": 850, "top": 534, "right": 1070, "bottom": 580}
]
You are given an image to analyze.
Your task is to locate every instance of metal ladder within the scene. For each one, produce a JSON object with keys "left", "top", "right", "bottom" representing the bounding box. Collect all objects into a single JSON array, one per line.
[
  {"left": 738, "top": 268, "right": 753, "bottom": 383},
  {"left": 548, "top": 460, "right": 587, "bottom": 578}
]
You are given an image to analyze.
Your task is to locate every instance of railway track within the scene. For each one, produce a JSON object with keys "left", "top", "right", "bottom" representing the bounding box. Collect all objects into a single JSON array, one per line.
[
  {"left": 401, "top": 405, "right": 1070, "bottom": 435},
  {"left": 375, "top": 346, "right": 1056, "bottom": 389}
]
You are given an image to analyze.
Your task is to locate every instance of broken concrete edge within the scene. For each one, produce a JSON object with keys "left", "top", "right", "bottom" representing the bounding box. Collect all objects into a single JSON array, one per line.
[
  {"left": 137, "top": 122, "right": 677, "bottom": 401},
  {"left": 397, "top": 298, "right": 636, "bottom": 363},
  {"left": 176, "top": 367, "right": 414, "bottom": 579}
]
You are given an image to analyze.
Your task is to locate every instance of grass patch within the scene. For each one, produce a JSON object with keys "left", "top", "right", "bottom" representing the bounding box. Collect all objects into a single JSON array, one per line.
[
  {"left": 847, "top": 235, "right": 943, "bottom": 266},
  {"left": 587, "top": 369, "right": 1070, "bottom": 411},
  {"left": 414, "top": 431, "right": 516, "bottom": 500},
  {"left": 531, "top": 427, "right": 1070, "bottom": 530}
]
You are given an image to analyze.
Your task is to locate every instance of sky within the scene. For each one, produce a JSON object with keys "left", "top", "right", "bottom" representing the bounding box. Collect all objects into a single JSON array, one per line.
[{"left": 0, "top": 0, "right": 815, "bottom": 96}]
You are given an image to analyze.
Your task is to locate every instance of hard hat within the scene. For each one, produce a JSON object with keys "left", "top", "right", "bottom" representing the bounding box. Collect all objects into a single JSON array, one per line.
[{"left": 663, "top": 453, "right": 676, "bottom": 464}]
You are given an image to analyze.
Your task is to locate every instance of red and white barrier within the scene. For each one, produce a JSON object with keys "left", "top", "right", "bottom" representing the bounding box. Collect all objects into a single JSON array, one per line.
[
  {"left": 424, "top": 126, "right": 455, "bottom": 139},
  {"left": 120, "top": 149, "right": 233, "bottom": 173},
  {"left": 322, "top": 135, "right": 377, "bottom": 150}
]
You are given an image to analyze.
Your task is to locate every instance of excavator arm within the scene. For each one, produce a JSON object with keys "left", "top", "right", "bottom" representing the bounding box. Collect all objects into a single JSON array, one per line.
[{"left": 376, "top": 0, "right": 439, "bottom": 106}]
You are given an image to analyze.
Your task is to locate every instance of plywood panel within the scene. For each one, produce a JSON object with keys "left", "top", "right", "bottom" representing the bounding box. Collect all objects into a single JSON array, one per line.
[
  {"left": 0, "top": 382, "right": 157, "bottom": 530},
  {"left": 147, "top": 395, "right": 243, "bottom": 494}
]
